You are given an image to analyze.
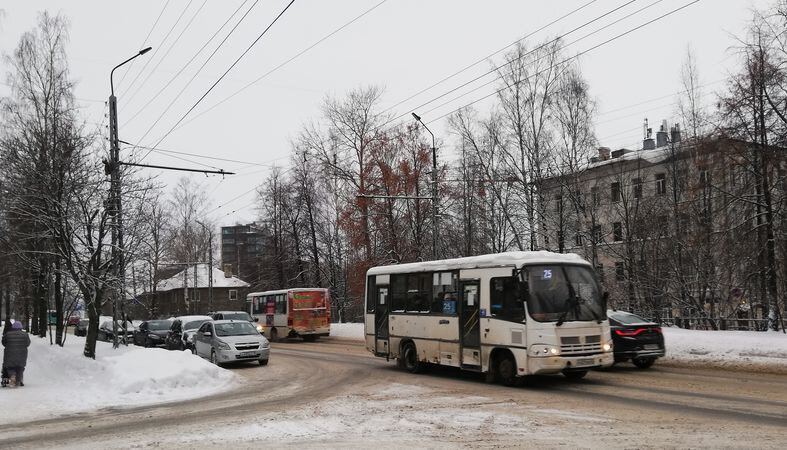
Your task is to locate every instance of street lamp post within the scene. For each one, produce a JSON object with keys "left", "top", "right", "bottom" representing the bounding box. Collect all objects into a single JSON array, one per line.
[
  {"left": 412, "top": 112, "right": 438, "bottom": 261},
  {"left": 108, "top": 47, "right": 151, "bottom": 349}
]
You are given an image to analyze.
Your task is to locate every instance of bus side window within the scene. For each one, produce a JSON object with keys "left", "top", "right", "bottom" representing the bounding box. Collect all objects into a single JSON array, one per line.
[
  {"left": 490, "top": 277, "right": 524, "bottom": 322},
  {"left": 366, "top": 276, "right": 376, "bottom": 313}
]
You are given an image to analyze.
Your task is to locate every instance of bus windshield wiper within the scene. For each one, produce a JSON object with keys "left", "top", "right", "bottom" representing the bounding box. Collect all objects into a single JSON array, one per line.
[{"left": 555, "top": 295, "right": 578, "bottom": 327}]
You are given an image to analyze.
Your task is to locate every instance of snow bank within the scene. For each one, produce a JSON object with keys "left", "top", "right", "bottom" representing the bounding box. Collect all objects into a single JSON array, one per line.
[
  {"left": 329, "top": 322, "right": 364, "bottom": 338},
  {"left": 662, "top": 327, "right": 787, "bottom": 372},
  {"left": 0, "top": 329, "right": 237, "bottom": 424}
]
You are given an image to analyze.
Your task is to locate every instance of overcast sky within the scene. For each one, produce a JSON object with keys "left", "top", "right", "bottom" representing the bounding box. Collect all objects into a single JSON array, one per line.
[{"left": 0, "top": 0, "right": 772, "bottom": 227}]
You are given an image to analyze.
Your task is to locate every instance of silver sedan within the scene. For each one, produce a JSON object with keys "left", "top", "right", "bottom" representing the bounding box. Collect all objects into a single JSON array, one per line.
[{"left": 194, "top": 320, "right": 270, "bottom": 366}]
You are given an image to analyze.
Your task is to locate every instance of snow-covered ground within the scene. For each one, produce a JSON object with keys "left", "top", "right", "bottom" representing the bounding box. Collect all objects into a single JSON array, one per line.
[
  {"left": 0, "top": 326, "right": 237, "bottom": 425},
  {"left": 329, "top": 322, "right": 787, "bottom": 371}
]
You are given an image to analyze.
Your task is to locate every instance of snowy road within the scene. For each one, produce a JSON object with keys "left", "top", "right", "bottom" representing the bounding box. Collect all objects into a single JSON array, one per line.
[{"left": 1, "top": 337, "right": 785, "bottom": 449}]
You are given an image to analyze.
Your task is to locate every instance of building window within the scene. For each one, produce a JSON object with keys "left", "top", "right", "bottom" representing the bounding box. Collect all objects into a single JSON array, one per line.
[
  {"left": 574, "top": 233, "right": 583, "bottom": 247},
  {"left": 596, "top": 264, "right": 605, "bottom": 283},
  {"left": 190, "top": 290, "right": 200, "bottom": 302},
  {"left": 615, "top": 262, "right": 625, "bottom": 281},
  {"left": 222, "top": 228, "right": 233, "bottom": 235},
  {"left": 633, "top": 178, "right": 642, "bottom": 199},
  {"left": 555, "top": 195, "right": 563, "bottom": 214},
  {"left": 655, "top": 173, "right": 666, "bottom": 195},
  {"left": 229, "top": 289, "right": 238, "bottom": 301},
  {"left": 611, "top": 182, "right": 621, "bottom": 202},
  {"left": 222, "top": 238, "right": 235, "bottom": 244},
  {"left": 612, "top": 222, "right": 623, "bottom": 242},
  {"left": 699, "top": 168, "right": 710, "bottom": 187},
  {"left": 591, "top": 186, "right": 600, "bottom": 206},
  {"left": 592, "top": 225, "right": 602, "bottom": 243}
]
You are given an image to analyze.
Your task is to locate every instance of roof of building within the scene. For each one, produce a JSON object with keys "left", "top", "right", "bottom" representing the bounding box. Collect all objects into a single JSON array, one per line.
[{"left": 155, "top": 263, "right": 250, "bottom": 292}]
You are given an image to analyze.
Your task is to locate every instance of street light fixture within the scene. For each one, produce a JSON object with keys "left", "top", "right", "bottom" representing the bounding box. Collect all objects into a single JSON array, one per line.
[
  {"left": 411, "top": 112, "right": 438, "bottom": 260},
  {"left": 108, "top": 47, "right": 152, "bottom": 349}
]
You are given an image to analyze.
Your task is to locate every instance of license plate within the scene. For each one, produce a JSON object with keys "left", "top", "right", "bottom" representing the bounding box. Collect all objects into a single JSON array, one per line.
[
  {"left": 575, "top": 358, "right": 594, "bottom": 367},
  {"left": 239, "top": 351, "right": 258, "bottom": 357},
  {"left": 644, "top": 344, "right": 660, "bottom": 350}
]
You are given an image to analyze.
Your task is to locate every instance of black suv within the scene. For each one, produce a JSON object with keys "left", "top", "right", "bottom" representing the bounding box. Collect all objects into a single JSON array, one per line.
[{"left": 608, "top": 310, "right": 665, "bottom": 369}]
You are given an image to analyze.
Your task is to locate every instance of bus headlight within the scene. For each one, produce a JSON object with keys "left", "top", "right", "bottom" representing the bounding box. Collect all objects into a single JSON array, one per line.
[
  {"left": 530, "top": 345, "right": 560, "bottom": 356},
  {"left": 602, "top": 342, "right": 613, "bottom": 352}
]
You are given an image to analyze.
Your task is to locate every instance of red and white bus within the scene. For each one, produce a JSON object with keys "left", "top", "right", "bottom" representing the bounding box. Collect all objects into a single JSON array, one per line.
[{"left": 248, "top": 288, "right": 331, "bottom": 342}]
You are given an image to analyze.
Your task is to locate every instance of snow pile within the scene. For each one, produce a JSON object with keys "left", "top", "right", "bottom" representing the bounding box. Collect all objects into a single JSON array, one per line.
[
  {"left": 662, "top": 327, "right": 787, "bottom": 371},
  {"left": 0, "top": 330, "right": 237, "bottom": 424},
  {"left": 329, "top": 322, "right": 365, "bottom": 338}
]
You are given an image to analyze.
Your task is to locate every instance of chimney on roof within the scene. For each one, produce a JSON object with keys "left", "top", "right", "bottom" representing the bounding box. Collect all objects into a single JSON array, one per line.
[
  {"left": 671, "top": 124, "right": 681, "bottom": 144},
  {"left": 597, "top": 147, "right": 610, "bottom": 161},
  {"left": 656, "top": 120, "right": 669, "bottom": 147},
  {"left": 223, "top": 264, "right": 233, "bottom": 278},
  {"left": 643, "top": 118, "right": 655, "bottom": 150}
]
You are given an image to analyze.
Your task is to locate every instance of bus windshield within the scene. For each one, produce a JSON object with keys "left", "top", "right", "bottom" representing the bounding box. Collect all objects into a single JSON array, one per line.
[{"left": 526, "top": 265, "right": 605, "bottom": 323}]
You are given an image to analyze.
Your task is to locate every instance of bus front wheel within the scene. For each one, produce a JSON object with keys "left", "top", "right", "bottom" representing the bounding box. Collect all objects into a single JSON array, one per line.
[
  {"left": 497, "top": 355, "right": 520, "bottom": 387},
  {"left": 401, "top": 342, "right": 425, "bottom": 374}
]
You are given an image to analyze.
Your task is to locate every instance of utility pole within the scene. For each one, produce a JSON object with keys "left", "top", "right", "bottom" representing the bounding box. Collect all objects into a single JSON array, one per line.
[
  {"left": 108, "top": 47, "right": 151, "bottom": 349},
  {"left": 196, "top": 220, "right": 214, "bottom": 312},
  {"left": 412, "top": 112, "right": 438, "bottom": 260}
]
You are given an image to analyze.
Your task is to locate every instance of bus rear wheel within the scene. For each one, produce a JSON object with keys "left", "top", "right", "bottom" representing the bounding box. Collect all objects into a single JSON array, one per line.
[{"left": 401, "top": 342, "right": 425, "bottom": 374}]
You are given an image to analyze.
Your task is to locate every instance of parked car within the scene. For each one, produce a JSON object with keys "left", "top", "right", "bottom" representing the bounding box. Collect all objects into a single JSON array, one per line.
[
  {"left": 194, "top": 320, "right": 270, "bottom": 366},
  {"left": 209, "top": 311, "right": 261, "bottom": 332},
  {"left": 133, "top": 319, "right": 173, "bottom": 347},
  {"left": 165, "top": 315, "right": 212, "bottom": 351},
  {"left": 74, "top": 319, "right": 89, "bottom": 337},
  {"left": 608, "top": 310, "right": 665, "bottom": 369},
  {"left": 67, "top": 315, "right": 82, "bottom": 326},
  {"left": 97, "top": 320, "right": 137, "bottom": 343}
]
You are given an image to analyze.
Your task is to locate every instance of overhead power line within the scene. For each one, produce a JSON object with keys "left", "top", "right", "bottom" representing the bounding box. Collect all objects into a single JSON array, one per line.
[
  {"left": 172, "top": 0, "right": 390, "bottom": 134},
  {"left": 120, "top": 0, "right": 210, "bottom": 114},
  {"left": 116, "top": 0, "right": 171, "bottom": 91},
  {"left": 140, "top": 0, "right": 298, "bottom": 163},
  {"left": 120, "top": 0, "right": 194, "bottom": 98},
  {"left": 379, "top": 0, "right": 599, "bottom": 116},
  {"left": 121, "top": 0, "right": 252, "bottom": 128},
  {"left": 423, "top": 0, "right": 702, "bottom": 127}
]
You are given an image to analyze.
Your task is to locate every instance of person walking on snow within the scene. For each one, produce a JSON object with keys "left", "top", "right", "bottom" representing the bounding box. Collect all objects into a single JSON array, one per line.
[
  {"left": 2, "top": 321, "right": 30, "bottom": 387},
  {"left": 1, "top": 319, "right": 12, "bottom": 387}
]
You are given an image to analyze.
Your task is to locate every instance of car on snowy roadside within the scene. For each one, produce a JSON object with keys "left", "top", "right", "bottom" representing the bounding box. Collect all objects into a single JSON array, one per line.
[
  {"left": 194, "top": 319, "right": 270, "bottom": 366},
  {"left": 208, "top": 311, "right": 261, "bottom": 333},
  {"left": 608, "top": 310, "right": 665, "bottom": 369},
  {"left": 97, "top": 320, "right": 137, "bottom": 343},
  {"left": 74, "top": 319, "right": 89, "bottom": 336},
  {"left": 133, "top": 319, "right": 173, "bottom": 347},
  {"left": 164, "top": 315, "right": 212, "bottom": 351}
]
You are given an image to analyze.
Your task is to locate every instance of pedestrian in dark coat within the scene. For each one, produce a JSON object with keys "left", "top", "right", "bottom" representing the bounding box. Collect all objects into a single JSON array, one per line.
[
  {"left": 2, "top": 321, "right": 31, "bottom": 387},
  {"left": 1, "top": 319, "right": 12, "bottom": 387}
]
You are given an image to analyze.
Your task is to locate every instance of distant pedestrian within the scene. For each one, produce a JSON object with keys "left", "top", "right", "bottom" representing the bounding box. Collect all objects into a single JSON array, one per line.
[
  {"left": 1, "top": 319, "right": 12, "bottom": 387},
  {"left": 2, "top": 321, "right": 31, "bottom": 387}
]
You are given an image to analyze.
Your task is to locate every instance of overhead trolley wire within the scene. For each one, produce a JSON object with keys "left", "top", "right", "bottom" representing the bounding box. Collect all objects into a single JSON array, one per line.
[
  {"left": 139, "top": 0, "right": 298, "bottom": 163},
  {"left": 122, "top": 0, "right": 252, "bottom": 128},
  {"left": 378, "top": 0, "right": 599, "bottom": 116},
  {"left": 120, "top": 0, "right": 194, "bottom": 98},
  {"left": 172, "top": 0, "right": 390, "bottom": 133},
  {"left": 120, "top": 0, "right": 210, "bottom": 113},
  {"left": 116, "top": 0, "right": 171, "bottom": 91},
  {"left": 129, "top": 0, "right": 262, "bottom": 157},
  {"left": 422, "top": 0, "right": 701, "bottom": 128}
]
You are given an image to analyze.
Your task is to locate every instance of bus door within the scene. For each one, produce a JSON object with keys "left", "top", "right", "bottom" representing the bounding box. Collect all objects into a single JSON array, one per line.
[
  {"left": 459, "top": 280, "right": 481, "bottom": 368},
  {"left": 265, "top": 296, "right": 276, "bottom": 327},
  {"left": 375, "top": 286, "right": 389, "bottom": 354}
]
